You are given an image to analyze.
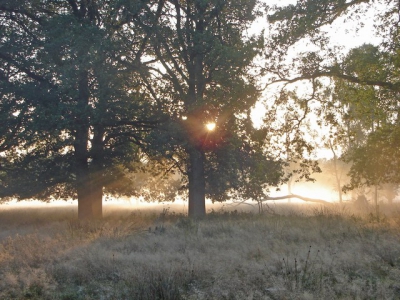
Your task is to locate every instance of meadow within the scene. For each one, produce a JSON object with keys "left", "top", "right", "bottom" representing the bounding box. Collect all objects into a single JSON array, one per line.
[{"left": 1, "top": 202, "right": 400, "bottom": 299}]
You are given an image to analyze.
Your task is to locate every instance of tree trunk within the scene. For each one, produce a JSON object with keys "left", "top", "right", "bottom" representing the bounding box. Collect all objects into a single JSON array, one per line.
[
  {"left": 77, "top": 180, "right": 91, "bottom": 219},
  {"left": 188, "top": 147, "right": 206, "bottom": 218},
  {"left": 89, "top": 126, "right": 105, "bottom": 218},
  {"left": 76, "top": 170, "right": 103, "bottom": 219},
  {"left": 75, "top": 70, "right": 103, "bottom": 219},
  {"left": 75, "top": 136, "right": 93, "bottom": 219},
  {"left": 90, "top": 181, "right": 103, "bottom": 218}
]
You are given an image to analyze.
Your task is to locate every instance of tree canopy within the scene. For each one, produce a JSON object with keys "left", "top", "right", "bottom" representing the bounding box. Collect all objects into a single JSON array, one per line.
[
  {"left": 0, "top": 0, "right": 289, "bottom": 218},
  {"left": 2, "top": 0, "right": 399, "bottom": 218},
  {"left": 0, "top": 0, "right": 163, "bottom": 218},
  {"left": 266, "top": 0, "right": 400, "bottom": 193},
  {"left": 138, "top": 0, "right": 287, "bottom": 217}
]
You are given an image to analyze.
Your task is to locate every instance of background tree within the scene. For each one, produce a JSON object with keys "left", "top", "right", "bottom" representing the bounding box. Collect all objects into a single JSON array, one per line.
[{"left": 265, "top": 0, "right": 400, "bottom": 198}]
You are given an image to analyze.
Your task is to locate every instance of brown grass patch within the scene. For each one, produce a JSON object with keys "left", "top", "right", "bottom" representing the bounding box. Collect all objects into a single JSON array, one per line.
[{"left": 0, "top": 203, "right": 400, "bottom": 299}]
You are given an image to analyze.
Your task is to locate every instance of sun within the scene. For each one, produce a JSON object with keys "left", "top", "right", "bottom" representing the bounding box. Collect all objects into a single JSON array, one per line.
[{"left": 206, "top": 122, "right": 216, "bottom": 131}]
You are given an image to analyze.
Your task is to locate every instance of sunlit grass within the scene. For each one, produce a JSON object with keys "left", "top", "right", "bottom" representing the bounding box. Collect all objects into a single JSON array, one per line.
[{"left": 0, "top": 203, "right": 400, "bottom": 299}]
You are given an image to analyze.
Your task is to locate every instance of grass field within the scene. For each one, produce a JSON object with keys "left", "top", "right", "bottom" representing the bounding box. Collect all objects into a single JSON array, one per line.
[{"left": 1, "top": 202, "right": 400, "bottom": 299}]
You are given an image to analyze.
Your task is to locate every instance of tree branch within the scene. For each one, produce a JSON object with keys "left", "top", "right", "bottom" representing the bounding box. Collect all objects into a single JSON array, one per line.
[
  {"left": 0, "top": 52, "right": 49, "bottom": 84},
  {"left": 67, "top": 0, "right": 79, "bottom": 17},
  {"left": 262, "top": 194, "right": 332, "bottom": 205},
  {"left": 0, "top": 4, "right": 43, "bottom": 24},
  {"left": 266, "top": 70, "right": 400, "bottom": 92}
]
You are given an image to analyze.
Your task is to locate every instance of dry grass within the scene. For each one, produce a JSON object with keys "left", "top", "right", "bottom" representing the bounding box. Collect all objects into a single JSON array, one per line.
[{"left": 1, "top": 203, "right": 400, "bottom": 299}]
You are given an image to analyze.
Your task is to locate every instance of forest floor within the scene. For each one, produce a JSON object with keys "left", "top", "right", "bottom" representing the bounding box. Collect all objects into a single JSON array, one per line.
[{"left": 1, "top": 202, "right": 400, "bottom": 299}]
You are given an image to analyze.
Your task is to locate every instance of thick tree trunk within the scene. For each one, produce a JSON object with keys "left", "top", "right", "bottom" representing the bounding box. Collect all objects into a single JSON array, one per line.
[
  {"left": 77, "top": 180, "right": 91, "bottom": 219},
  {"left": 74, "top": 70, "right": 103, "bottom": 219},
  {"left": 76, "top": 169, "right": 103, "bottom": 219},
  {"left": 90, "top": 126, "right": 105, "bottom": 218},
  {"left": 188, "top": 147, "right": 206, "bottom": 218},
  {"left": 75, "top": 139, "right": 93, "bottom": 219},
  {"left": 74, "top": 106, "right": 93, "bottom": 219},
  {"left": 90, "top": 181, "right": 103, "bottom": 218}
]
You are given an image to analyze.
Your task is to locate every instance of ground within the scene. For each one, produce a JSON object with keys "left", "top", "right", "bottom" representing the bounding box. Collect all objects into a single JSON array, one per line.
[{"left": 0, "top": 202, "right": 400, "bottom": 299}]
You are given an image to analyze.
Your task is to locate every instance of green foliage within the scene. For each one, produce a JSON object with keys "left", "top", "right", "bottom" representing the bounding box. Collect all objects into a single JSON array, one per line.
[
  {"left": 267, "top": 0, "right": 370, "bottom": 53},
  {"left": 328, "top": 45, "right": 400, "bottom": 190},
  {"left": 345, "top": 125, "right": 400, "bottom": 190},
  {"left": 139, "top": 0, "right": 285, "bottom": 207},
  {"left": 0, "top": 1, "right": 159, "bottom": 205},
  {"left": 194, "top": 130, "right": 285, "bottom": 202},
  {"left": 266, "top": 0, "right": 400, "bottom": 192},
  {"left": 0, "top": 0, "right": 289, "bottom": 211}
]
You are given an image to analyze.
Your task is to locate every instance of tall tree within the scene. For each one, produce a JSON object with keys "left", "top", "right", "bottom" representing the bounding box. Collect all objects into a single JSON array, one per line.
[
  {"left": 0, "top": 0, "right": 162, "bottom": 218},
  {"left": 138, "top": 0, "right": 284, "bottom": 217}
]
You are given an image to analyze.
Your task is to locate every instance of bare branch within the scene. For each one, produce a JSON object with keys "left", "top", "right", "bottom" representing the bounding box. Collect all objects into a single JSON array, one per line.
[{"left": 263, "top": 194, "right": 333, "bottom": 205}]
